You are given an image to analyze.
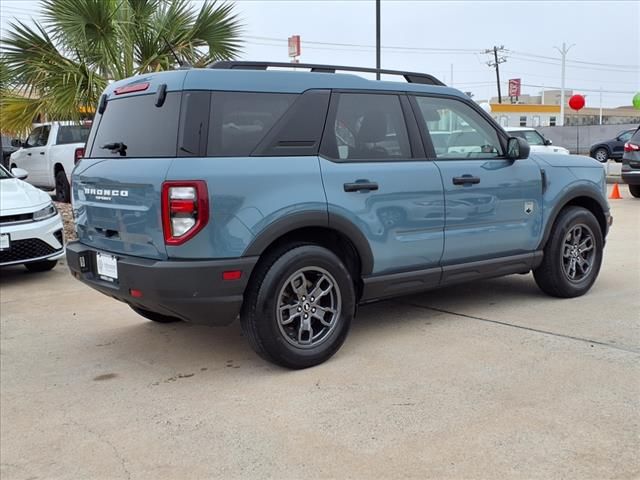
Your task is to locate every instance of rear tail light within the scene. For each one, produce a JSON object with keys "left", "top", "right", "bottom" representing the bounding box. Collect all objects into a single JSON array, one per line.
[
  {"left": 624, "top": 142, "right": 640, "bottom": 152},
  {"left": 161, "top": 181, "right": 209, "bottom": 245},
  {"left": 74, "top": 147, "right": 85, "bottom": 164}
]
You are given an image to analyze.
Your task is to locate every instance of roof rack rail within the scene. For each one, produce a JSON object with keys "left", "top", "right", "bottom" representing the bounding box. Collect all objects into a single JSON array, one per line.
[{"left": 209, "top": 61, "right": 446, "bottom": 86}]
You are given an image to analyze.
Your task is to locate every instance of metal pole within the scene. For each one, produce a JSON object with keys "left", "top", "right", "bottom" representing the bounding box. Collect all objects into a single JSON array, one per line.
[
  {"left": 555, "top": 42, "right": 575, "bottom": 127},
  {"left": 494, "top": 47, "right": 502, "bottom": 104},
  {"left": 599, "top": 86, "right": 603, "bottom": 125},
  {"left": 376, "top": 0, "right": 380, "bottom": 80}
]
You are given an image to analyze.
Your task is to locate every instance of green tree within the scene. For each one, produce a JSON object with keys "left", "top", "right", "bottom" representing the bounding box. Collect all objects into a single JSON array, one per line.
[{"left": 1, "top": 0, "right": 242, "bottom": 133}]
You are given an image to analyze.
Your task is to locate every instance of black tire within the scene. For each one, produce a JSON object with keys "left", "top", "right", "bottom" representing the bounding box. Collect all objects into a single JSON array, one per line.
[
  {"left": 55, "top": 169, "right": 71, "bottom": 203},
  {"left": 25, "top": 260, "right": 57, "bottom": 272},
  {"left": 130, "top": 305, "right": 181, "bottom": 323},
  {"left": 241, "top": 244, "right": 356, "bottom": 369},
  {"left": 629, "top": 184, "right": 640, "bottom": 198},
  {"left": 592, "top": 148, "right": 609, "bottom": 163},
  {"left": 533, "top": 206, "right": 603, "bottom": 298}
]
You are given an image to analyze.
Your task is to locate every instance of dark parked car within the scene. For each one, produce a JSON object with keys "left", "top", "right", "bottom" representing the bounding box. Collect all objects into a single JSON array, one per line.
[
  {"left": 590, "top": 129, "right": 636, "bottom": 162},
  {"left": 621, "top": 127, "right": 640, "bottom": 198},
  {"left": 1, "top": 134, "right": 19, "bottom": 168}
]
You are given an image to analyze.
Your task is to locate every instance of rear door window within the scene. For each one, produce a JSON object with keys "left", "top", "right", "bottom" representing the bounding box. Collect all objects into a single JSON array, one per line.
[
  {"left": 89, "top": 92, "right": 181, "bottom": 158},
  {"left": 207, "top": 92, "right": 296, "bottom": 156},
  {"left": 56, "top": 125, "right": 91, "bottom": 145},
  {"left": 322, "top": 93, "right": 412, "bottom": 160}
]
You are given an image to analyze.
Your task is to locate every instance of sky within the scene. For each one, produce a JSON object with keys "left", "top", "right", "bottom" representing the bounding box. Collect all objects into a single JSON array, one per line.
[{"left": 1, "top": 0, "right": 638, "bottom": 107}]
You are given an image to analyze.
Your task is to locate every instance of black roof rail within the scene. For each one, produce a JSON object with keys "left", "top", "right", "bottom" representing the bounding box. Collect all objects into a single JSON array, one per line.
[{"left": 209, "top": 61, "right": 446, "bottom": 86}]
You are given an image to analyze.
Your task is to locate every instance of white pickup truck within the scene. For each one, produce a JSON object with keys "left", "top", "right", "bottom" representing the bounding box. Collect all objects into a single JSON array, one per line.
[{"left": 9, "top": 121, "right": 90, "bottom": 202}]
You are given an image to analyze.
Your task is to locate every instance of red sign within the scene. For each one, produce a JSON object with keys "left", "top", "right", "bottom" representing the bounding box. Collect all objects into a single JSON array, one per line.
[
  {"left": 508, "top": 78, "right": 521, "bottom": 97},
  {"left": 568, "top": 94, "right": 585, "bottom": 111},
  {"left": 288, "top": 35, "right": 301, "bottom": 58}
]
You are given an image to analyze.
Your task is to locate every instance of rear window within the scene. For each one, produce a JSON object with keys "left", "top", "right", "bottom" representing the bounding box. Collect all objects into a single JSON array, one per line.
[
  {"left": 89, "top": 92, "right": 181, "bottom": 158},
  {"left": 207, "top": 92, "right": 296, "bottom": 156},
  {"left": 56, "top": 125, "right": 91, "bottom": 145}
]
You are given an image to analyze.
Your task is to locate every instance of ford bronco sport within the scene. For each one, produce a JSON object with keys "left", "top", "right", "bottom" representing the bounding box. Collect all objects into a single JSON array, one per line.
[{"left": 67, "top": 62, "right": 611, "bottom": 369}]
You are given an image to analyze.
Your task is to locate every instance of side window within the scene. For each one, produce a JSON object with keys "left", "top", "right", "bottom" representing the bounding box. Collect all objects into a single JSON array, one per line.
[
  {"left": 38, "top": 125, "right": 51, "bottom": 146},
  {"left": 414, "top": 96, "right": 504, "bottom": 159},
  {"left": 26, "top": 127, "right": 42, "bottom": 148},
  {"left": 323, "top": 93, "right": 411, "bottom": 160},
  {"left": 207, "top": 92, "right": 296, "bottom": 156},
  {"left": 620, "top": 131, "right": 633, "bottom": 142}
]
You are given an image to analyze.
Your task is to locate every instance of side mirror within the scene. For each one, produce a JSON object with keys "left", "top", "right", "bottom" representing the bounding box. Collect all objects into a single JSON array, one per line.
[
  {"left": 21, "top": 141, "right": 30, "bottom": 148},
  {"left": 544, "top": 139, "right": 552, "bottom": 145},
  {"left": 507, "top": 137, "right": 530, "bottom": 160},
  {"left": 10, "top": 139, "right": 22, "bottom": 148},
  {"left": 11, "top": 167, "right": 28, "bottom": 180}
]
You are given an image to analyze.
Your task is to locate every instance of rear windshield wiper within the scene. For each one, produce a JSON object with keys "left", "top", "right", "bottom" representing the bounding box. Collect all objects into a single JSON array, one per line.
[{"left": 100, "top": 142, "right": 127, "bottom": 156}]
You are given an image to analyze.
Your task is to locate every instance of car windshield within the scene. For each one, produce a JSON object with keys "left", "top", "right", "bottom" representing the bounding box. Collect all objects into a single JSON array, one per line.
[
  {"left": 509, "top": 130, "right": 545, "bottom": 145},
  {"left": 0, "top": 164, "right": 11, "bottom": 179}
]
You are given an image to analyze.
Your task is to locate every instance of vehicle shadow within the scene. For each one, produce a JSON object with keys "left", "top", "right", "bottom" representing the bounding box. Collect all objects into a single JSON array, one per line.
[{"left": 88, "top": 274, "right": 544, "bottom": 374}]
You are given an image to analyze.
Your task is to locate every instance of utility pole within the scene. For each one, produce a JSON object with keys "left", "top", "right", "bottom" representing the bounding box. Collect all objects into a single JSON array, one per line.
[
  {"left": 484, "top": 46, "right": 506, "bottom": 103},
  {"left": 554, "top": 42, "right": 575, "bottom": 126},
  {"left": 376, "top": 0, "right": 381, "bottom": 80},
  {"left": 599, "top": 86, "right": 603, "bottom": 125}
]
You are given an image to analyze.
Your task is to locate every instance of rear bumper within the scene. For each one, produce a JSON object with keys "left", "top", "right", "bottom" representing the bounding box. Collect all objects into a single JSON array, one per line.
[
  {"left": 66, "top": 241, "right": 258, "bottom": 325},
  {"left": 621, "top": 169, "right": 640, "bottom": 185}
]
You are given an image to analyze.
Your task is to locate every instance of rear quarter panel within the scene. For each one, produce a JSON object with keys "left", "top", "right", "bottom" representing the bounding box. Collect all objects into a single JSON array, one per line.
[{"left": 163, "top": 156, "right": 327, "bottom": 259}]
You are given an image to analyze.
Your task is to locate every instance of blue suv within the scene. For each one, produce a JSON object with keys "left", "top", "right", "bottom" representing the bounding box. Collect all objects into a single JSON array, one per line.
[{"left": 67, "top": 62, "right": 611, "bottom": 368}]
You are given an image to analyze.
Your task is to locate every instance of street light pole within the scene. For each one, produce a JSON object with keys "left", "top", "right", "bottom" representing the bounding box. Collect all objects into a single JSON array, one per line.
[
  {"left": 554, "top": 42, "right": 575, "bottom": 127},
  {"left": 376, "top": 0, "right": 381, "bottom": 80}
]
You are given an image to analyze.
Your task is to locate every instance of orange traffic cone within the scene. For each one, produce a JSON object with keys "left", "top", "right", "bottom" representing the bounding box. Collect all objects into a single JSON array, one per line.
[{"left": 609, "top": 183, "right": 622, "bottom": 200}]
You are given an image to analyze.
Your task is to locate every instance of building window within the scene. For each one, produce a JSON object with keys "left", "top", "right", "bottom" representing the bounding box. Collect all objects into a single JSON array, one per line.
[
  {"left": 549, "top": 116, "right": 557, "bottom": 126},
  {"left": 519, "top": 116, "right": 527, "bottom": 127}
]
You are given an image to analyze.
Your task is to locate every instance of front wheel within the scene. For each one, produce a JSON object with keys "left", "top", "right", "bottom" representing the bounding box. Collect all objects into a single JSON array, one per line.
[
  {"left": 533, "top": 206, "right": 603, "bottom": 298},
  {"left": 25, "top": 260, "right": 57, "bottom": 272},
  {"left": 629, "top": 184, "right": 640, "bottom": 198},
  {"left": 55, "top": 170, "right": 70, "bottom": 203},
  {"left": 241, "top": 244, "right": 355, "bottom": 369},
  {"left": 592, "top": 148, "right": 608, "bottom": 163}
]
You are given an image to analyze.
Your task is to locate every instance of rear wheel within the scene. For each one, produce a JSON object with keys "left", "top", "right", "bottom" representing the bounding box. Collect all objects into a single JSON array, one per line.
[
  {"left": 241, "top": 244, "right": 355, "bottom": 369},
  {"left": 629, "top": 184, "right": 640, "bottom": 198},
  {"left": 55, "top": 169, "right": 71, "bottom": 203},
  {"left": 25, "top": 260, "right": 57, "bottom": 272},
  {"left": 533, "top": 206, "right": 603, "bottom": 298},
  {"left": 592, "top": 148, "right": 608, "bottom": 162},
  {"left": 130, "top": 306, "right": 181, "bottom": 323}
]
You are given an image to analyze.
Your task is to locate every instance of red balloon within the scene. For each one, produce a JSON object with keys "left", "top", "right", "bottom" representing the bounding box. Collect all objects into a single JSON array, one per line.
[{"left": 568, "top": 94, "right": 585, "bottom": 111}]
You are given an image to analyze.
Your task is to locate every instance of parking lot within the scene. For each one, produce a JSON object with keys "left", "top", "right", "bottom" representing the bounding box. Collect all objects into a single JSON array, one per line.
[{"left": 1, "top": 186, "right": 638, "bottom": 479}]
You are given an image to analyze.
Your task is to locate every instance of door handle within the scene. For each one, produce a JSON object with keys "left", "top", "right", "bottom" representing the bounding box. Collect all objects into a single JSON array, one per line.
[
  {"left": 452, "top": 175, "right": 481, "bottom": 185},
  {"left": 27, "top": 152, "right": 31, "bottom": 156},
  {"left": 39, "top": 152, "right": 45, "bottom": 155},
  {"left": 344, "top": 181, "right": 379, "bottom": 192}
]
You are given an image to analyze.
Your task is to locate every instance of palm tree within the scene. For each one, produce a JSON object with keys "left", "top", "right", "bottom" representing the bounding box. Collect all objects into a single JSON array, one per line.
[{"left": 1, "top": 0, "right": 242, "bottom": 133}]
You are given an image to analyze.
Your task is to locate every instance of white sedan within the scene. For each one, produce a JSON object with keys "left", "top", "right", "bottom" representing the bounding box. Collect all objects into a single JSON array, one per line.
[
  {"left": 505, "top": 127, "right": 570, "bottom": 155},
  {"left": 0, "top": 164, "right": 64, "bottom": 271}
]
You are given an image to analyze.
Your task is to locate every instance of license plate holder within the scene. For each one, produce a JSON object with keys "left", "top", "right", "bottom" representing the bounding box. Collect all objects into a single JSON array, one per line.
[
  {"left": 96, "top": 252, "right": 118, "bottom": 282},
  {"left": 0, "top": 234, "right": 10, "bottom": 251}
]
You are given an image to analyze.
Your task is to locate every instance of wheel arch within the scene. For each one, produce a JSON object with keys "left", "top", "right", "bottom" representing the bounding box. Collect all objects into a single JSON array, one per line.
[
  {"left": 54, "top": 163, "right": 65, "bottom": 175},
  {"left": 539, "top": 190, "right": 608, "bottom": 249},
  {"left": 243, "top": 210, "right": 374, "bottom": 286}
]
